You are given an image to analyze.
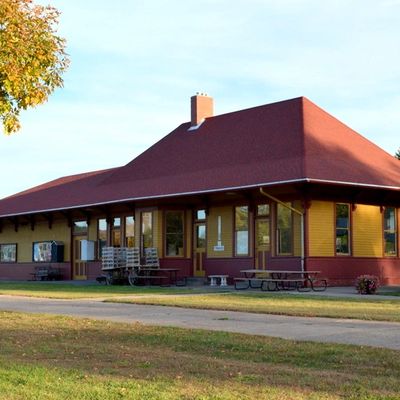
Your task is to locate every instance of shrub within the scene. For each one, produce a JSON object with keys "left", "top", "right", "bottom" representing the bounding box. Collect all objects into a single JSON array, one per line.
[{"left": 355, "top": 275, "right": 380, "bottom": 294}]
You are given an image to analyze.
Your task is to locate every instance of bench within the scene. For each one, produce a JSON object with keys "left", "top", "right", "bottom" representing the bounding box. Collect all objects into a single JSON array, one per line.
[
  {"left": 208, "top": 275, "right": 229, "bottom": 287},
  {"left": 260, "top": 278, "right": 311, "bottom": 292},
  {"left": 31, "top": 266, "right": 63, "bottom": 281},
  {"left": 234, "top": 277, "right": 312, "bottom": 292},
  {"left": 234, "top": 278, "right": 265, "bottom": 290},
  {"left": 130, "top": 274, "right": 169, "bottom": 286}
]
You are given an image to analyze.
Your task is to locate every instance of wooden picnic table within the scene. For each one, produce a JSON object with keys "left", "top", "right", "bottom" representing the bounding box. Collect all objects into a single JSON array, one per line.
[
  {"left": 236, "top": 269, "right": 327, "bottom": 292},
  {"left": 138, "top": 267, "right": 185, "bottom": 286}
]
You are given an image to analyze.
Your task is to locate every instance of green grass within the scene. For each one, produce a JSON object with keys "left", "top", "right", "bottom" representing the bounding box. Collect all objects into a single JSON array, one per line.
[
  {"left": 108, "top": 291, "right": 400, "bottom": 322},
  {"left": 0, "top": 311, "right": 399, "bottom": 399},
  {"left": 0, "top": 282, "right": 201, "bottom": 299}
]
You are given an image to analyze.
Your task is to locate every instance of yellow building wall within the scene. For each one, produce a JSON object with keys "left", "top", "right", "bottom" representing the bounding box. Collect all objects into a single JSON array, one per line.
[
  {"left": 88, "top": 221, "right": 97, "bottom": 242},
  {"left": 308, "top": 201, "right": 335, "bottom": 257},
  {"left": 353, "top": 204, "right": 383, "bottom": 257},
  {"left": 207, "top": 206, "right": 233, "bottom": 257},
  {"left": 0, "top": 219, "right": 71, "bottom": 262},
  {"left": 292, "top": 200, "right": 302, "bottom": 257}
]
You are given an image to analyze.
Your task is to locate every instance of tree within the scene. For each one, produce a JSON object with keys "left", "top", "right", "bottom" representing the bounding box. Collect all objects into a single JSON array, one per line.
[
  {"left": 396, "top": 148, "right": 400, "bottom": 160},
  {"left": 0, "top": 0, "right": 69, "bottom": 134}
]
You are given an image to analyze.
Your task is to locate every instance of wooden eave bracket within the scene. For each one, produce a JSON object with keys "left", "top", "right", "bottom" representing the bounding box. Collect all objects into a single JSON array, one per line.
[{"left": 41, "top": 213, "right": 54, "bottom": 229}]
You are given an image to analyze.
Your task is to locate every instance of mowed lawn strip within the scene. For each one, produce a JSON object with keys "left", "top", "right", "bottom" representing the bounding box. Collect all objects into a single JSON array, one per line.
[
  {"left": 108, "top": 292, "right": 400, "bottom": 322},
  {"left": 1, "top": 311, "right": 400, "bottom": 400},
  {"left": 0, "top": 282, "right": 202, "bottom": 299}
]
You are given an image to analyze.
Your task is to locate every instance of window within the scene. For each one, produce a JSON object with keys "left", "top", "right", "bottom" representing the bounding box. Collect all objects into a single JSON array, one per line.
[
  {"left": 196, "top": 209, "right": 206, "bottom": 221},
  {"left": 235, "top": 206, "right": 249, "bottom": 256},
  {"left": 384, "top": 207, "right": 397, "bottom": 256},
  {"left": 33, "top": 241, "right": 52, "bottom": 262},
  {"left": 257, "top": 204, "right": 269, "bottom": 216},
  {"left": 165, "top": 211, "right": 184, "bottom": 257},
  {"left": 336, "top": 204, "right": 350, "bottom": 255},
  {"left": 125, "top": 216, "right": 135, "bottom": 247},
  {"left": 73, "top": 220, "right": 88, "bottom": 235},
  {"left": 277, "top": 203, "right": 292, "bottom": 255},
  {"left": 141, "top": 211, "right": 153, "bottom": 255},
  {"left": 98, "top": 218, "right": 107, "bottom": 258},
  {"left": 112, "top": 217, "right": 121, "bottom": 247},
  {"left": 0, "top": 243, "right": 17, "bottom": 262}
]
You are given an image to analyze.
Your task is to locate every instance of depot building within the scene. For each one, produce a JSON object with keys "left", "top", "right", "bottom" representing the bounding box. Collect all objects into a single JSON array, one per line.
[{"left": 0, "top": 95, "right": 399, "bottom": 285}]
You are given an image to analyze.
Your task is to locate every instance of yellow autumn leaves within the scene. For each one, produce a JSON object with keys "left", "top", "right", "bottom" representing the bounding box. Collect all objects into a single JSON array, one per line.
[{"left": 0, "top": 0, "right": 69, "bottom": 134}]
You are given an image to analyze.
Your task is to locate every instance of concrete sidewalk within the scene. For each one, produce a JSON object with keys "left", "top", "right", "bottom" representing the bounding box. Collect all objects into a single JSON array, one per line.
[{"left": 1, "top": 295, "right": 399, "bottom": 351}]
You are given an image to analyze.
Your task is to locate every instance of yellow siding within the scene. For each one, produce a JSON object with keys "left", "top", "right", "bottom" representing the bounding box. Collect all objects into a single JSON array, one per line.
[
  {"left": 292, "top": 200, "right": 302, "bottom": 257},
  {"left": 353, "top": 205, "right": 383, "bottom": 257},
  {"left": 88, "top": 221, "right": 97, "bottom": 242},
  {"left": 0, "top": 220, "right": 71, "bottom": 262},
  {"left": 308, "top": 201, "right": 335, "bottom": 257},
  {"left": 207, "top": 206, "right": 233, "bottom": 257}
]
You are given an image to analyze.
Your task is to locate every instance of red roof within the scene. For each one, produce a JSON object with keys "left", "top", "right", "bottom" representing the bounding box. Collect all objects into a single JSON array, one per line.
[{"left": 0, "top": 97, "right": 399, "bottom": 217}]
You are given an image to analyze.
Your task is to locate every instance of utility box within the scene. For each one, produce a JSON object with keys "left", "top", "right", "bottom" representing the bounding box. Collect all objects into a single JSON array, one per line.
[
  {"left": 80, "top": 240, "right": 95, "bottom": 261},
  {"left": 51, "top": 241, "right": 64, "bottom": 262}
]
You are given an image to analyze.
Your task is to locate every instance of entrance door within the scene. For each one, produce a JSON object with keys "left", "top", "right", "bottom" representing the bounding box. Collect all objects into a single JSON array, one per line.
[
  {"left": 193, "top": 222, "right": 206, "bottom": 276},
  {"left": 255, "top": 218, "right": 270, "bottom": 270},
  {"left": 73, "top": 235, "right": 87, "bottom": 280}
]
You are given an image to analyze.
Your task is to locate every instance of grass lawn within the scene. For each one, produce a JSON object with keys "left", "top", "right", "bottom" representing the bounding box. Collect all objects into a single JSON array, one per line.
[
  {"left": 0, "top": 282, "right": 200, "bottom": 299},
  {"left": 108, "top": 292, "right": 400, "bottom": 322},
  {"left": 1, "top": 311, "right": 399, "bottom": 399}
]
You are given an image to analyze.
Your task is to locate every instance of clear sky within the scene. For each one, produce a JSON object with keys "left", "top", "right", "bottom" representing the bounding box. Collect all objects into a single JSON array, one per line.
[{"left": 1, "top": 0, "right": 399, "bottom": 199}]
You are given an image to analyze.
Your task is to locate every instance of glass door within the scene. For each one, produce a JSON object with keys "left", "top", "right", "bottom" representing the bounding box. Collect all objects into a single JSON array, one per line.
[
  {"left": 73, "top": 234, "right": 87, "bottom": 280},
  {"left": 193, "top": 222, "right": 206, "bottom": 276},
  {"left": 255, "top": 218, "right": 270, "bottom": 270}
]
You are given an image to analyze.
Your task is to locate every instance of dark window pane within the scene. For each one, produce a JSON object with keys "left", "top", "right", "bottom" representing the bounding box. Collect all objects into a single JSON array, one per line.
[
  {"left": 196, "top": 225, "right": 206, "bottom": 248},
  {"left": 33, "top": 242, "right": 52, "bottom": 262},
  {"left": 73, "top": 220, "right": 88, "bottom": 234},
  {"left": 235, "top": 206, "right": 249, "bottom": 255},
  {"left": 125, "top": 216, "right": 135, "bottom": 247},
  {"left": 0, "top": 244, "right": 17, "bottom": 262},
  {"left": 166, "top": 211, "right": 184, "bottom": 256},
  {"left": 336, "top": 229, "right": 349, "bottom": 254},
  {"left": 257, "top": 204, "right": 269, "bottom": 216},
  {"left": 277, "top": 203, "right": 292, "bottom": 254},
  {"left": 141, "top": 212, "right": 153, "bottom": 253}
]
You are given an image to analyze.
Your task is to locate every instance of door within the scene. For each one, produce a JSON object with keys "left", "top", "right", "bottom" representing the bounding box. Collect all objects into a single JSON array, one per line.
[
  {"left": 255, "top": 218, "right": 270, "bottom": 270},
  {"left": 193, "top": 222, "right": 206, "bottom": 276},
  {"left": 73, "top": 234, "right": 87, "bottom": 280}
]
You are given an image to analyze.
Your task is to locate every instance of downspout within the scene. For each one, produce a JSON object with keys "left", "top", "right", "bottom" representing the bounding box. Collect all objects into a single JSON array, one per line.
[{"left": 259, "top": 188, "right": 305, "bottom": 273}]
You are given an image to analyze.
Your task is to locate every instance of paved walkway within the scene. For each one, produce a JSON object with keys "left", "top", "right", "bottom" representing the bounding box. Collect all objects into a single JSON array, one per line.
[{"left": 1, "top": 295, "right": 400, "bottom": 350}]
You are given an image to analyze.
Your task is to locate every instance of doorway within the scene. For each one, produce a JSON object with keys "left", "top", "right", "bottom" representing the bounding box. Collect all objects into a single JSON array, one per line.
[
  {"left": 72, "top": 234, "right": 87, "bottom": 280},
  {"left": 193, "top": 222, "right": 206, "bottom": 276},
  {"left": 255, "top": 218, "right": 270, "bottom": 270}
]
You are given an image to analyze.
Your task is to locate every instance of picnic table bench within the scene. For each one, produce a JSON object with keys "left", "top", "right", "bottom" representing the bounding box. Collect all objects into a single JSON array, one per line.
[
  {"left": 31, "top": 265, "right": 63, "bottom": 281},
  {"left": 235, "top": 270, "right": 327, "bottom": 292}
]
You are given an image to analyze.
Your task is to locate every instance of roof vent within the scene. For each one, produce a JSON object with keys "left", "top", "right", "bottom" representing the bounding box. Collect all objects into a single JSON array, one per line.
[{"left": 189, "top": 93, "right": 213, "bottom": 130}]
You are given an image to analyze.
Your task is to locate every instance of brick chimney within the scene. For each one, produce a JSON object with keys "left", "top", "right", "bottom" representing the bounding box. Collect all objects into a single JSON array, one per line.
[{"left": 190, "top": 93, "right": 213, "bottom": 126}]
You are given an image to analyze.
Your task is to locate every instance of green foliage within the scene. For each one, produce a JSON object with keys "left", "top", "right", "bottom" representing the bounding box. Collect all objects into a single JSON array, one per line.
[
  {"left": 0, "top": 0, "right": 69, "bottom": 134},
  {"left": 395, "top": 148, "right": 400, "bottom": 160}
]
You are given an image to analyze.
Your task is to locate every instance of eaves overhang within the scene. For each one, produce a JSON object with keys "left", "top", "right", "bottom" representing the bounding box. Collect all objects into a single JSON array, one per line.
[{"left": 0, "top": 177, "right": 399, "bottom": 219}]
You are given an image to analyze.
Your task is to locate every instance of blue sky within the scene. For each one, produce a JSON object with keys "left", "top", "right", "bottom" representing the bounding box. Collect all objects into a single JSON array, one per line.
[{"left": 1, "top": 0, "right": 399, "bottom": 198}]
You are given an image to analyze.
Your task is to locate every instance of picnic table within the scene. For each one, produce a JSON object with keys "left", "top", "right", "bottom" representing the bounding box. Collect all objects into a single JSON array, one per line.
[
  {"left": 234, "top": 269, "right": 327, "bottom": 292},
  {"left": 136, "top": 267, "right": 185, "bottom": 286}
]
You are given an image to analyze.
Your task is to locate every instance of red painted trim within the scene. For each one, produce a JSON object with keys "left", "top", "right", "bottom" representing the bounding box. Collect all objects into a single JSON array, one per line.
[{"left": 308, "top": 256, "right": 400, "bottom": 286}]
